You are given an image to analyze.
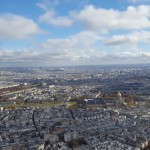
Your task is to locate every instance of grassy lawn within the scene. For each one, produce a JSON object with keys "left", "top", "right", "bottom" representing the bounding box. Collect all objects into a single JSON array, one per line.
[{"left": 0, "top": 101, "right": 63, "bottom": 109}]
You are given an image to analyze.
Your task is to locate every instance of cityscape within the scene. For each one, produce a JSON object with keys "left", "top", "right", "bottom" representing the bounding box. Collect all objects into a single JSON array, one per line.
[
  {"left": 1, "top": 0, "right": 150, "bottom": 149},
  {"left": 0, "top": 65, "right": 150, "bottom": 150}
]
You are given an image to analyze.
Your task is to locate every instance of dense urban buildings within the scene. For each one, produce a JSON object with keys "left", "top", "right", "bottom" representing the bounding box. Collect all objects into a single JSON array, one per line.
[{"left": 0, "top": 65, "right": 150, "bottom": 150}]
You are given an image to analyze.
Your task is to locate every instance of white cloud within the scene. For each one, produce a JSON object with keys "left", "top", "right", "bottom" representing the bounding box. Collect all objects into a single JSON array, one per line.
[
  {"left": 104, "top": 30, "right": 150, "bottom": 46},
  {"left": 0, "top": 31, "right": 103, "bottom": 66},
  {"left": 112, "top": 50, "right": 150, "bottom": 64},
  {"left": 37, "top": 2, "right": 150, "bottom": 30},
  {"left": 72, "top": 5, "right": 150, "bottom": 32},
  {"left": 128, "top": 0, "right": 150, "bottom": 3},
  {"left": 0, "top": 13, "right": 41, "bottom": 39},
  {"left": 37, "top": 0, "right": 73, "bottom": 26},
  {"left": 36, "top": 0, "right": 59, "bottom": 11},
  {"left": 39, "top": 31, "right": 101, "bottom": 52},
  {"left": 0, "top": 49, "right": 81, "bottom": 67},
  {"left": 1, "top": 2, "right": 150, "bottom": 66},
  {"left": 1, "top": 27, "right": 150, "bottom": 66},
  {"left": 39, "top": 10, "right": 73, "bottom": 27},
  {"left": 0, "top": 48, "right": 150, "bottom": 66}
]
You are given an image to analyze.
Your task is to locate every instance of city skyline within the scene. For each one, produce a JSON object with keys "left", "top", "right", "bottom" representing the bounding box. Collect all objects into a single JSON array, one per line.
[{"left": 0, "top": 0, "right": 150, "bottom": 67}]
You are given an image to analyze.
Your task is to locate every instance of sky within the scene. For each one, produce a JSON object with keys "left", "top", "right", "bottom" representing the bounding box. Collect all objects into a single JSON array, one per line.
[{"left": 0, "top": 0, "right": 150, "bottom": 67}]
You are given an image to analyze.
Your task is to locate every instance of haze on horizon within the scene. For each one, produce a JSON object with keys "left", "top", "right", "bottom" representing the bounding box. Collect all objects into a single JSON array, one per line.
[{"left": 0, "top": 0, "right": 150, "bottom": 67}]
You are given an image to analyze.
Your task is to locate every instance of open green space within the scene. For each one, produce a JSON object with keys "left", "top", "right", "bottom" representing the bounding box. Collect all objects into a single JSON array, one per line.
[{"left": 0, "top": 101, "right": 63, "bottom": 109}]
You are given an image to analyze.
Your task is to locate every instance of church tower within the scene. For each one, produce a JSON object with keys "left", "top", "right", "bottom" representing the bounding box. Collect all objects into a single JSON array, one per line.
[
  {"left": 117, "top": 90, "right": 122, "bottom": 102},
  {"left": 115, "top": 90, "right": 124, "bottom": 107}
]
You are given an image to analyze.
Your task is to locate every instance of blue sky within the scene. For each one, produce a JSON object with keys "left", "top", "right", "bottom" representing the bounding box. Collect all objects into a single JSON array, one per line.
[{"left": 0, "top": 0, "right": 150, "bottom": 67}]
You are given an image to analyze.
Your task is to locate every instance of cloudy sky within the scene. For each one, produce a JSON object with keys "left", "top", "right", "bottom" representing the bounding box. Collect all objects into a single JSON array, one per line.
[{"left": 0, "top": 0, "right": 150, "bottom": 67}]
